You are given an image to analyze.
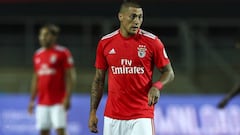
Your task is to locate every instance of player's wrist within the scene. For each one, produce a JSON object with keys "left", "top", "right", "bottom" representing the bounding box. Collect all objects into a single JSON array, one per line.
[
  {"left": 29, "top": 98, "right": 35, "bottom": 103},
  {"left": 90, "top": 109, "right": 97, "bottom": 115},
  {"left": 152, "top": 81, "right": 163, "bottom": 90},
  {"left": 29, "top": 100, "right": 35, "bottom": 105}
]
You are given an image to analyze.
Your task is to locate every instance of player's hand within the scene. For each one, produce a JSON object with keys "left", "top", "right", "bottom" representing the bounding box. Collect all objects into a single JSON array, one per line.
[
  {"left": 217, "top": 98, "right": 229, "bottom": 109},
  {"left": 27, "top": 101, "right": 35, "bottom": 115},
  {"left": 63, "top": 98, "right": 71, "bottom": 111},
  {"left": 88, "top": 111, "right": 98, "bottom": 133},
  {"left": 148, "top": 87, "right": 160, "bottom": 106}
]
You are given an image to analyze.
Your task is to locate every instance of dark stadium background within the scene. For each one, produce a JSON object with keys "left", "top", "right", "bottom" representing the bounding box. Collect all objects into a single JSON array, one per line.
[{"left": 0, "top": 0, "right": 240, "bottom": 93}]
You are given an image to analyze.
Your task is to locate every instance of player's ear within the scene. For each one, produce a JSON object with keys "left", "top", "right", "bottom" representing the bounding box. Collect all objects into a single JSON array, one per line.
[{"left": 118, "top": 13, "right": 123, "bottom": 21}]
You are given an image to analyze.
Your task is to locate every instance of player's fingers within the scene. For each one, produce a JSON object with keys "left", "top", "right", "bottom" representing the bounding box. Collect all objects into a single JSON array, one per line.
[
  {"left": 147, "top": 93, "right": 151, "bottom": 105},
  {"left": 64, "top": 103, "right": 70, "bottom": 111},
  {"left": 28, "top": 107, "right": 33, "bottom": 115},
  {"left": 153, "top": 96, "right": 159, "bottom": 105},
  {"left": 148, "top": 95, "right": 154, "bottom": 106},
  {"left": 89, "top": 123, "right": 98, "bottom": 133},
  {"left": 28, "top": 104, "right": 33, "bottom": 111},
  {"left": 89, "top": 116, "right": 98, "bottom": 133},
  {"left": 27, "top": 109, "right": 31, "bottom": 114},
  {"left": 148, "top": 92, "right": 159, "bottom": 105}
]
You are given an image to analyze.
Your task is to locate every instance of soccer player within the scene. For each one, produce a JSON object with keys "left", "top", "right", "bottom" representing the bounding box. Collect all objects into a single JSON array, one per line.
[
  {"left": 27, "top": 24, "right": 77, "bottom": 135},
  {"left": 88, "top": 1, "right": 175, "bottom": 135}
]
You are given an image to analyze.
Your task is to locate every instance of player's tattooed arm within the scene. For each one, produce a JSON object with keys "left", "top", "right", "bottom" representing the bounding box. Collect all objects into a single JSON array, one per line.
[
  {"left": 158, "top": 63, "right": 174, "bottom": 85},
  {"left": 89, "top": 69, "right": 106, "bottom": 133},
  {"left": 90, "top": 69, "right": 106, "bottom": 112}
]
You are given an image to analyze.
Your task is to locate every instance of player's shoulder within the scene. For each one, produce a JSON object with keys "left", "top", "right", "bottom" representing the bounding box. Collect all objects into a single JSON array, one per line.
[
  {"left": 139, "top": 29, "right": 158, "bottom": 40},
  {"left": 100, "top": 30, "right": 119, "bottom": 41},
  {"left": 139, "top": 29, "right": 165, "bottom": 48},
  {"left": 34, "top": 48, "right": 45, "bottom": 55},
  {"left": 54, "top": 45, "right": 69, "bottom": 52}
]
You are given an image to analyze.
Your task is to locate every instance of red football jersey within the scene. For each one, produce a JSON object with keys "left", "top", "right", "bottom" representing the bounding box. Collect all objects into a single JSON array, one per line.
[
  {"left": 33, "top": 45, "right": 74, "bottom": 105},
  {"left": 95, "top": 29, "right": 170, "bottom": 120}
]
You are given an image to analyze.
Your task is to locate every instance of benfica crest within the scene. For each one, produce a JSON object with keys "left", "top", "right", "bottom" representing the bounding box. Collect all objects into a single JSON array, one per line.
[
  {"left": 50, "top": 54, "right": 57, "bottom": 64},
  {"left": 137, "top": 45, "right": 147, "bottom": 58}
]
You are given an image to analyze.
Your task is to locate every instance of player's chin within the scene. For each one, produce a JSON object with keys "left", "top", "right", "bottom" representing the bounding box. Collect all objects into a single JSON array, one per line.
[{"left": 129, "top": 30, "right": 138, "bottom": 35}]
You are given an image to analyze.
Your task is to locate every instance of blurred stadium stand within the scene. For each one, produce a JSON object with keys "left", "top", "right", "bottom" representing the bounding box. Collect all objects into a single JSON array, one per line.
[{"left": 0, "top": 1, "right": 240, "bottom": 94}]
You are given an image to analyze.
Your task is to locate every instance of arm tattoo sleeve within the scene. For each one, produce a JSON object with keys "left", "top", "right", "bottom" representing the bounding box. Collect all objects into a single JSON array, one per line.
[{"left": 90, "top": 69, "right": 106, "bottom": 111}]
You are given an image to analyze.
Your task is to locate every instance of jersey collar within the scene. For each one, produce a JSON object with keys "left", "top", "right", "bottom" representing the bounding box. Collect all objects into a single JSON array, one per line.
[{"left": 118, "top": 29, "right": 140, "bottom": 40}]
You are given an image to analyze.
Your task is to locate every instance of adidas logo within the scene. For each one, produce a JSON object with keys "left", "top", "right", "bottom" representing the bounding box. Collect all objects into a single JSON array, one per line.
[{"left": 109, "top": 48, "right": 116, "bottom": 54}]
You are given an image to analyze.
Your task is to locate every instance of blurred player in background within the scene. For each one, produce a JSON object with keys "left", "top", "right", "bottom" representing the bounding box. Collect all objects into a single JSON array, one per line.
[
  {"left": 217, "top": 82, "right": 240, "bottom": 108},
  {"left": 217, "top": 40, "right": 240, "bottom": 109},
  {"left": 27, "top": 24, "right": 77, "bottom": 135},
  {"left": 88, "top": 1, "right": 174, "bottom": 135}
]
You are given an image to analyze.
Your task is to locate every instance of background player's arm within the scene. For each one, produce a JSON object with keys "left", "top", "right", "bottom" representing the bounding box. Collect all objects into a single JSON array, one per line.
[
  {"left": 64, "top": 67, "right": 77, "bottom": 110},
  {"left": 89, "top": 68, "right": 106, "bottom": 133},
  {"left": 28, "top": 73, "right": 38, "bottom": 114},
  {"left": 217, "top": 81, "right": 240, "bottom": 109},
  {"left": 148, "top": 64, "right": 174, "bottom": 106}
]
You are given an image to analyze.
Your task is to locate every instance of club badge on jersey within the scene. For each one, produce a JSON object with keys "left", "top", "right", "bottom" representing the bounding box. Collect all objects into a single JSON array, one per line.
[
  {"left": 137, "top": 45, "right": 147, "bottom": 58},
  {"left": 50, "top": 54, "right": 57, "bottom": 64}
]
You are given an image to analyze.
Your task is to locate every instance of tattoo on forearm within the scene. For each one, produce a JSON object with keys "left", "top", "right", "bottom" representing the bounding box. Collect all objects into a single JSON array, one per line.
[
  {"left": 90, "top": 70, "right": 105, "bottom": 111},
  {"left": 159, "top": 65, "right": 169, "bottom": 73}
]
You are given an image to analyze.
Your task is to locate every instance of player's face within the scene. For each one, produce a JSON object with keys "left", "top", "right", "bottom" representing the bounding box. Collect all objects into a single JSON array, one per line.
[
  {"left": 38, "top": 28, "right": 56, "bottom": 48},
  {"left": 119, "top": 7, "right": 143, "bottom": 37}
]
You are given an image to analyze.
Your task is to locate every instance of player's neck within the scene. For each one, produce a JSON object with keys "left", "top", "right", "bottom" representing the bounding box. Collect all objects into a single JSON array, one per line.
[
  {"left": 119, "top": 29, "right": 137, "bottom": 39},
  {"left": 43, "top": 43, "right": 56, "bottom": 49}
]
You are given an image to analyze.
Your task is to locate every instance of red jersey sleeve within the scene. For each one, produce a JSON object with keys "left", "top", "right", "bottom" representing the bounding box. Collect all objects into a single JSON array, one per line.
[
  {"left": 153, "top": 38, "right": 170, "bottom": 68},
  {"left": 95, "top": 41, "right": 108, "bottom": 70},
  {"left": 63, "top": 48, "right": 74, "bottom": 69}
]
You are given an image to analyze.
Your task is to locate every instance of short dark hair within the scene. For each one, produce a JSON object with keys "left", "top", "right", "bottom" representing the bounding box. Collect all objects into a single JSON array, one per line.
[
  {"left": 119, "top": 0, "right": 141, "bottom": 13},
  {"left": 41, "top": 23, "right": 60, "bottom": 36}
]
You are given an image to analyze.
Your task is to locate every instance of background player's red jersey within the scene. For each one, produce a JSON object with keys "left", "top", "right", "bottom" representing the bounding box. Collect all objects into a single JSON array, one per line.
[
  {"left": 95, "top": 29, "right": 170, "bottom": 119},
  {"left": 34, "top": 45, "right": 74, "bottom": 105}
]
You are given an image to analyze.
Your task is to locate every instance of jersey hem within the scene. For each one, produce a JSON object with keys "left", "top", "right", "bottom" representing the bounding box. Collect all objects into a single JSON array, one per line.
[{"left": 104, "top": 114, "right": 154, "bottom": 120}]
